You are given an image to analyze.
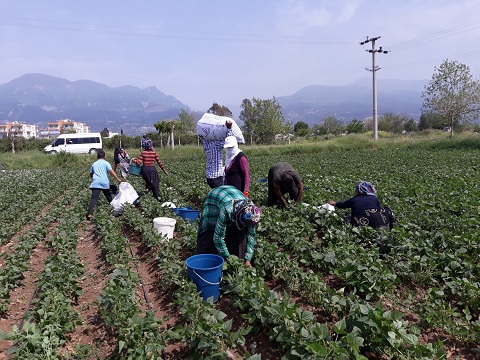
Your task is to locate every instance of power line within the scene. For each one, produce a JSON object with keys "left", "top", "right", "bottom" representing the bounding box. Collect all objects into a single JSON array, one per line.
[
  {"left": 0, "top": 15, "right": 353, "bottom": 45},
  {"left": 386, "top": 18, "right": 480, "bottom": 51}
]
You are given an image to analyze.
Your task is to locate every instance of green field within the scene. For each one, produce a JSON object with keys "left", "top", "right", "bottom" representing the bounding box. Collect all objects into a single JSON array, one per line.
[{"left": 0, "top": 135, "right": 479, "bottom": 359}]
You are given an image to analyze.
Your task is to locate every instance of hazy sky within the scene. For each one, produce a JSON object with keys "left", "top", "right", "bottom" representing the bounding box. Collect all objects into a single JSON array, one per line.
[{"left": 1, "top": 0, "right": 480, "bottom": 112}]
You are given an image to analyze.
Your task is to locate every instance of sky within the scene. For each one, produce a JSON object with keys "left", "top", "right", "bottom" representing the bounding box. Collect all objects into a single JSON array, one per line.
[{"left": 1, "top": 0, "right": 480, "bottom": 113}]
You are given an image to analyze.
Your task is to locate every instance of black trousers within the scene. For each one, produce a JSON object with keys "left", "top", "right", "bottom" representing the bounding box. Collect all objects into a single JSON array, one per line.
[
  {"left": 87, "top": 188, "right": 113, "bottom": 215},
  {"left": 207, "top": 176, "right": 224, "bottom": 189},
  {"left": 141, "top": 166, "right": 160, "bottom": 199},
  {"left": 197, "top": 227, "right": 248, "bottom": 259}
]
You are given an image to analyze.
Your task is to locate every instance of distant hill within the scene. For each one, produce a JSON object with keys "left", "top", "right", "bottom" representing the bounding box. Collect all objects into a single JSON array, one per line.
[
  {"left": 277, "top": 77, "right": 427, "bottom": 125},
  {"left": 0, "top": 74, "right": 428, "bottom": 134},
  {"left": 0, "top": 73, "right": 190, "bottom": 135}
]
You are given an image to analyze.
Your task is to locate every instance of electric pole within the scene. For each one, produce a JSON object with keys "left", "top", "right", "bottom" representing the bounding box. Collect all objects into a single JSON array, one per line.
[{"left": 360, "top": 36, "right": 388, "bottom": 140}]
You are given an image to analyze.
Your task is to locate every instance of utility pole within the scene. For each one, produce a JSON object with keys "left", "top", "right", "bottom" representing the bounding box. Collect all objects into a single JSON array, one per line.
[{"left": 360, "top": 36, "right": 388, "bottom": 140}]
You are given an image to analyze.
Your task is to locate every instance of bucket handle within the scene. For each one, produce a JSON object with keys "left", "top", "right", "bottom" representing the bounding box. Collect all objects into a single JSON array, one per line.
[{"left": 193, "top": 269, "right": 222, "bottom": 285}]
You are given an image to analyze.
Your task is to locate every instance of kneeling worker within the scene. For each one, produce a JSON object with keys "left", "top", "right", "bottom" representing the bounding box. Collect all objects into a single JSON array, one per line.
[{"left": 197, "top": 185, "right": 261, "bottom": 267}]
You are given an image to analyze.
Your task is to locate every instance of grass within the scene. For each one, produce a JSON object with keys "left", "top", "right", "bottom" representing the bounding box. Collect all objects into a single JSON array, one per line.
[{"left": 0, "top": 132, "right": 479, "bottom": 170}]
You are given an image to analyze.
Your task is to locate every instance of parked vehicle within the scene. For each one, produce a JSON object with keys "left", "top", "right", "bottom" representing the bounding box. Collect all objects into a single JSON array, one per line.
[{"left": 44, "top": 133, "right": 103, "bottom": 154}]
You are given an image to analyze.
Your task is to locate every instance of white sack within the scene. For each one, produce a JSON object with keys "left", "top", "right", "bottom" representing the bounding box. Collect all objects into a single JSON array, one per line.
[
  {"left": 321, "top": 203, "right": 336, "bottom": 212},
  {"left": 196, "top": 113, "right": 245, "bottom": 144},
  {"left": 303, "top": 202, "right": 336, "bottom": 213},
  {"left": 110, "top": 182, "right": 139, "bottom": 212},
  {"left": 161, "top": 202, "right": 176, "bottom": 209}
]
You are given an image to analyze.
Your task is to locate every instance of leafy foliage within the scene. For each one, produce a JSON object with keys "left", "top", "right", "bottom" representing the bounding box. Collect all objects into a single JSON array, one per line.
[
  {"left": 240, "top": 97, "right": 286, "bottom": 144},
  {"left": 422, "top": 59, "right": 480, "bottom": 136}
]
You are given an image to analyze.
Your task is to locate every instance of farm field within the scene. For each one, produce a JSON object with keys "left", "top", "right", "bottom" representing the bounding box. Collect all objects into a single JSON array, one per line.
[{"left": 0, "top": 143, "right": 479, "bottom": 359}]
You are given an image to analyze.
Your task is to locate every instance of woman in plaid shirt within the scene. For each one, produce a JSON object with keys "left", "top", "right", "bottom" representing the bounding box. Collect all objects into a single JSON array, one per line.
[
  {"left": 197, "top": 185, "right": 261, "bottom": 266},
  {"left": 201, "top": 121, "right": 234, "bottom": 188}
]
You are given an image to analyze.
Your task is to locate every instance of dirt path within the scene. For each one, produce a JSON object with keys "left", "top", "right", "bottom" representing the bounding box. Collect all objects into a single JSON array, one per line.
[
  {"left": 122, "top": 224, "right": 189, "bottom": 358},
  {"left": 0, "top": 229, "right": 52, "bottom": 358},
  {"left": 60, "top": 219, "right": 114, "bottom": 359}
]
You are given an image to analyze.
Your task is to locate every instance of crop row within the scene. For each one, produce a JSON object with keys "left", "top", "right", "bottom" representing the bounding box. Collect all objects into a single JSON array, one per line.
[{"left": 0, "top": 146, "right": 479, "bottom": 358}]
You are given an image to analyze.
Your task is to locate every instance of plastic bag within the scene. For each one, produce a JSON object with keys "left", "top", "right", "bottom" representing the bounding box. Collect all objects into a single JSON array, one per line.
[
  {"left": 110, "top": 182, "right": 139, "bottom": 212},
  {"left": 302, "top": 202, "right": 336, "bottom": 213},
  {"left": 196, "top": 113, "right": 245, "bottom": 144}
]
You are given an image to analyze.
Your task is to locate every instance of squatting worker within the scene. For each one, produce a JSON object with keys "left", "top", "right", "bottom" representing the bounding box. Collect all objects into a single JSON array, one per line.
[
  {"left": 197, "top": 185, "right": 261, "bottom": 267},
  {"left": 267, "top": 162, "right": 304, "bottom": 207},
  {"left": 201, "top": 120, "right": 234, "bottom": 188},
  {"left": 328, "top": 181, "right": 395, "bottom": 231}
]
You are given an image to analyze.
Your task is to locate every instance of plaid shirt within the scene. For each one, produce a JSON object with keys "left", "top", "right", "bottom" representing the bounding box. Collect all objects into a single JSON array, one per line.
[
  {"left": 201, "top": 128, "right": 234, "bottom": 179},
  {"left": 197, "top": 185, "right": 256, "bottom": 261}
]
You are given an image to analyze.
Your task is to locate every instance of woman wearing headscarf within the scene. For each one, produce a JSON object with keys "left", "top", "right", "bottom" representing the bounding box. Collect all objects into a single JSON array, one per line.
[
  {"left": 134, "top": 140, "right": 168, "bottom": 200},
  {"left": 197, "top": 185, "right": 261, "bottom": 266},
  {"left": 328, "top": 181, "right": 395, "bottom": 230},
  {"left": 267, "top": 162, "right": 304, "bottom": 207},
  {"left": 113, "top": 147, "right": 131, "bottom": 179},
  {"left": 223, "top": 136, "right": 250, "bottom": 197}
]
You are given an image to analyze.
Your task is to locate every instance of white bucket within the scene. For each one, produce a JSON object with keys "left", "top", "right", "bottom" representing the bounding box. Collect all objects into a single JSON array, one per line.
[{"left": 153, "top": 217, "right": 176, "bottom": 239}]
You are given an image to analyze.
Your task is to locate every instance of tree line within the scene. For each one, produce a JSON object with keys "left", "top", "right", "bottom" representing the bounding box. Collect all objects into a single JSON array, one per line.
[
  {"left": 145, "top": 58, "right": 479, "bottom": 143},
  {"left": 1, "top": 59, "right": 479, "bottom": 153}
]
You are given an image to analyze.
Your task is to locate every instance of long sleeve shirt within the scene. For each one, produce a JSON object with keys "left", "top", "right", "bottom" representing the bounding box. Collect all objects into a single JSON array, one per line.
[
  {"left": 201, "top": 128, "right": 234, "bottom": 179},
  {"left": 197, "top": 185, "right": 255, "bottom": 261},
  {"left": 138, "top": 150, "right": 165, "bottom": 170},
  {"left": 224, "top": 153, "right": 250, "bottom": 193}
]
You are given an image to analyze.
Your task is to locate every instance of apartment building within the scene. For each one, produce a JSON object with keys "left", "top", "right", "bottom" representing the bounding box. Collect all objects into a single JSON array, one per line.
[
  {"left": 38, "top": 119, "right": 91, "bottom": 138},
  {"left": 0, "top": 121, "right": 38, "bottom": 138}
]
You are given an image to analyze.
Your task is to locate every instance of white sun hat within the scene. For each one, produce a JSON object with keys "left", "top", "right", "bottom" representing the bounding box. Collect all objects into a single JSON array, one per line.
[{"left": 223, "top": 135, "right": 238, "bottom": 148}]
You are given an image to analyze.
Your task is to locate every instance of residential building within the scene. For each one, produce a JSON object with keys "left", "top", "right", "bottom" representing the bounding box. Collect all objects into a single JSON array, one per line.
[
  {"left": 38, "top": 119, "right": 91, "bottom": 139},
  {"left": 0, "top": 121, "right": 38, "bottom": 138}
]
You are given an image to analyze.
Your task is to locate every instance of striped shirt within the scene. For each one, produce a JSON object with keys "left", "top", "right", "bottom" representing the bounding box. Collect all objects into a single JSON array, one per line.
[
  {"left": 138, "top": 150, "right": 165, "bottom": 170},
  {"left": 197, "top": 185, "right": 256, "bottom": 261}
]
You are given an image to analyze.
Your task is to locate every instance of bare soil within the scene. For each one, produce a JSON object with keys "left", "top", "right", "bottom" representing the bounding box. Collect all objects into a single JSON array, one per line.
[
  {"left": 0, "top": 215, "right": 477, "bottom": 359},
  {"left": 0, "top": 225, "right": 53, "bottom": 358}
]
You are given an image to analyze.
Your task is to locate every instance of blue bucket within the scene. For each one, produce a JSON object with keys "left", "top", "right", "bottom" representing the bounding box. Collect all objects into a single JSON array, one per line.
[
  {"left": 186, "top": 254, "right": 224, "bottom": 302},
  {"left": 129, "top": 163, "right": 142, "bottom": 176},
  {"left": 178, "top": 207, "right": 200, "bottom": 223}
]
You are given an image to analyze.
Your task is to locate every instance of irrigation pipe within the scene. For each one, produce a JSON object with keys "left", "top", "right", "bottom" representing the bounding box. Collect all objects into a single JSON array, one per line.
[{"left": 122, "top": 222, "right": 153, "bottom": 311}]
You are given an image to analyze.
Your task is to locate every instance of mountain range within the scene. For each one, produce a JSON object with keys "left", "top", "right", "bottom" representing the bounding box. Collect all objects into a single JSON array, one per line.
[{"left": 0, "top": 73, "right": 427, "bottom": 135}]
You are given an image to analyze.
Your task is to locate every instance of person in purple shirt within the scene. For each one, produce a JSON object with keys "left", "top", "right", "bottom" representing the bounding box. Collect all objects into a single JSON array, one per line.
[
  {"left": 223, "top": 135, "right": 250, "bottom": 197},
  {"left": 328, "top": 181, "right": 395, "bottom": 231}
]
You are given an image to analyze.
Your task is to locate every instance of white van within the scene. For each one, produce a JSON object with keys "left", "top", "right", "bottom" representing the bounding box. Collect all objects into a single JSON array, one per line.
[{"left": 44, "top": 133, "right": 103, "bottom": 154}]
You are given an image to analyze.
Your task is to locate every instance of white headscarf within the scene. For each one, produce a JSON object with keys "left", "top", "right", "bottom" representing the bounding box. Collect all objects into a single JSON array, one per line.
[{"left": 224, "top": 136, "right": 241, "bottom": 169}]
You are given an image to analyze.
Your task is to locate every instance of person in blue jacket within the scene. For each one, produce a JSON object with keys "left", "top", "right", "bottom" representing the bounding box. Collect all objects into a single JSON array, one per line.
[{"left": 328, "top": 181, "right": 395, "bottom": 231}]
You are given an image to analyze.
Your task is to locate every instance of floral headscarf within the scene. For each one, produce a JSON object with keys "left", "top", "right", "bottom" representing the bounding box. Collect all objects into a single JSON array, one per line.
[
  {"left": 144, "top": 140, "right": 153, "bottom": 150},
  {"left": 355, "top": 181, "right": 377, "bottom": 196},
  {"left": 233, "top": 200, "right": 261, "bottom": 229}
]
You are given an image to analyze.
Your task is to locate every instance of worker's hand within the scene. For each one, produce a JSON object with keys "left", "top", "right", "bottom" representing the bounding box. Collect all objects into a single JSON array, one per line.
[
  {"left": 243, "top": 191, "right": 249, "bottom": 198},
  {"left": 328, "top": 200, "right": 336, "bottom": 206},
  {"left": 225, "top": 120, "right": 233, "bottom": 129},
  {"left": 245, "top": 260, "right": 252, "bottom": 267}
]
